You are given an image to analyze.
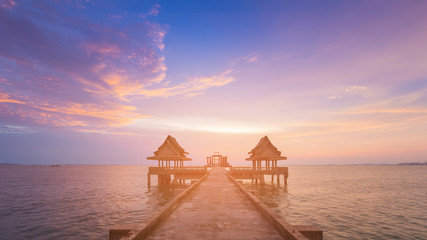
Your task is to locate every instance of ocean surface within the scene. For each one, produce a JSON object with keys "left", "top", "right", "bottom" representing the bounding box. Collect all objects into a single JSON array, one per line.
[{"left": 0, "top": 165, "right": 426, "bottom": 239}]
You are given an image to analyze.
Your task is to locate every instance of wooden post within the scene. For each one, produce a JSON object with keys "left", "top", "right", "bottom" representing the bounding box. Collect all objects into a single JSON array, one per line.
[
  {"left": 147, "top": 174, "right": 151, "bottom": 187},
  {"left": 277, "top": 174, "right": 280, "bottom": 185}
]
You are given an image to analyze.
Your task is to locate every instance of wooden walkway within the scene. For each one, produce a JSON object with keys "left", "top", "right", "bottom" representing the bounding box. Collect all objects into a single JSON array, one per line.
[
  {"left": 146, "top": 166, "right": 284, "bottom": 239},
  {"left": 111, "top": 166, "right": 322, "bottom": 240}
]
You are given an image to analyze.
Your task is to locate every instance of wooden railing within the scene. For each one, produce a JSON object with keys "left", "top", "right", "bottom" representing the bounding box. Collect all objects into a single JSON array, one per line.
[
  {"left": 148, "top": 166, "right": 207, "bottom": 172},
  {"left": 230, "top": 166, "right": 288, "bottom": 174}
]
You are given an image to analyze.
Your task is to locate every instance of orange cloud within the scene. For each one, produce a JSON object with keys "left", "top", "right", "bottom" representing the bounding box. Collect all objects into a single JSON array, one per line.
[
  {"left": 0, "top": 89, "right": 148, "bottom": 129},
  {"left": 0, "top": 91, "right": 25, "bottom": 104}
]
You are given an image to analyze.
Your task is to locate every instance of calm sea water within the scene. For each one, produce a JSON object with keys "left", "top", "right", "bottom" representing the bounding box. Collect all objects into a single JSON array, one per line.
[
  {"left": 0, "top": 165, "right": 426, "bottom": 239},
  {"left": 246, "top": 166, "right": 427, "bottom": 240}
]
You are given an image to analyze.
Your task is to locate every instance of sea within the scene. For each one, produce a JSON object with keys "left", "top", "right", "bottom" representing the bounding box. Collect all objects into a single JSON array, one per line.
[{"left": 0, "top": 165, "right": 426, "bottom": 239}]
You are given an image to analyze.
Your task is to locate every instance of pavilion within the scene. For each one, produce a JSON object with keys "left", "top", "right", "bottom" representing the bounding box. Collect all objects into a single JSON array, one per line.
[
  {"left": 243, "top": 136, "right": 288, "bottom": 184},
  {"left": 147, "top": 135, "right": 191, "bottom": 169},
  {"left": 147, "top": 135, "right": 193, "bottom": 186}
]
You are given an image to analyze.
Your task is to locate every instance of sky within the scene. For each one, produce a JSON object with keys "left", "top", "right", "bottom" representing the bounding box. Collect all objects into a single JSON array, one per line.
[{"left": 1, "top": 0, "right": 427, "bottom": 165}]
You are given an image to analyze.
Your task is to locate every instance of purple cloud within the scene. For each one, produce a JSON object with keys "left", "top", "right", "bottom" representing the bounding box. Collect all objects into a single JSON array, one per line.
[{"left": 0, "top": 1, "right": 166, "bottom": 130}]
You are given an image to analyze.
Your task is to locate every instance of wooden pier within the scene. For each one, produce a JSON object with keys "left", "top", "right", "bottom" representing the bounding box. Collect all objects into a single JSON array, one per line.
[
  {"left": 147, "top": 166, "right": 207, "bottom": 186},
  {"left": 110, "top": 135, "right": 322, "bottom": 239},
  {"left": 229, "top": 166, "right": 289, "bottom": 184},
  {"left": 146, "top": 135, "right": 208, "bottom": 187},
  {"left": 110, "top": 167, "right": 322, "bottom": 240},
  {"left": 206, "top": 152, "right": 230, "bottom": 168}
]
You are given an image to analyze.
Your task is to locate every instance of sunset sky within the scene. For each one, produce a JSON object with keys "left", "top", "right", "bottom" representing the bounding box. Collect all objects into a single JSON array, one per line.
[{"left": 1, "top": 0, "right": 427, "bottom": 165}]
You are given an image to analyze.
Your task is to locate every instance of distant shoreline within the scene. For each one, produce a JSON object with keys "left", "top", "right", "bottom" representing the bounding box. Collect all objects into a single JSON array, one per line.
[{"left": 396, "top": 162, "right": 427, "bottom": 166}]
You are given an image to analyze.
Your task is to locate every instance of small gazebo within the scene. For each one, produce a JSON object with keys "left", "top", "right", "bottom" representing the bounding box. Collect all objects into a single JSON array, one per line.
[
  {"left": 147, "top": 135, "right": 191, "bottom": 169},
  {"left": 246, "top": 136, "right": 287, "bottom": 171},
  {"left": 206, "top": 152, "right": 230, "bottom": 167}
]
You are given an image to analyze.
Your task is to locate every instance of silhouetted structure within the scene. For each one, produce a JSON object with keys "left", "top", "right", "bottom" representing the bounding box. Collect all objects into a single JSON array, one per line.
[
  {"left": 206, "top": 152, "right": 230, "bottom": 167},
  {"left": 147, "top": 135, "right": 191, "bottom": 168},
  {"left": 111, "top": 167, "right": 321, "bottom": 240},
  {"left": 230, "top": 136, "right": 289, "bottom": 184},
  {"left": 111, "top": 137, "right": 323, "bottom": 240},
  {"left": 247, "top": 135, "right": 287, "bottom": 171},
  {"left": 147, "top": 135, "right": 206, "bottom": 186}
]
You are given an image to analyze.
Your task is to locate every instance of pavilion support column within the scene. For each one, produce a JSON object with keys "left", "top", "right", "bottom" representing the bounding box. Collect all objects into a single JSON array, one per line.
[
  {"left": 147, "top": 174, "right": 151, "bottom": 187},
  {"left": 260, "top": 175, "right": 265, "bottom": 184},
  {"left": 271, "top": 174, "right": 274, "bottom": 182},
  {"left": 277, "top": 174, "right": 280, "bottom": 185}
]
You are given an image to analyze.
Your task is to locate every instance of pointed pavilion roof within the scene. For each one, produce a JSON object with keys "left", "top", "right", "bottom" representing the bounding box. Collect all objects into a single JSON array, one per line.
[
  {"left": 246, "top": 136, "right": 287, "bottom": 161},
  {"left": 147, "top": 135, "right": 191, "bottom": 161}
]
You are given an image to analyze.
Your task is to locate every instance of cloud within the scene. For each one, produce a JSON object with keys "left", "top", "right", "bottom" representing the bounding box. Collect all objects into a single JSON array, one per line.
[
  {"left": 148, "top": 4, "right": 161, "bottom": 17},
  {"left": 232, "top": 52, "right": 260, "bottom": 66},
  {"left": 0, "top": 1, "right": 163, "bottom": 130},
  {"left": 342, "top": 88, "right": 427, "bottom": 115},
  {"left": 131, "top": 116, "right": 278, "bottom": 134},
  {"left": 0, "top": 88, "right": 147, "bottom": 129},
  {"left": 139, "top": 3, "right": 161, "bottom": 18},
  {"left": 346, "top": 86, "right": 368, "bottom": 92},
  {"left": 138, "top": 69, "right": 235, "bottom": 97},
  {"left": 0, "top": 0, "right": 15, "bottom": 10},
  {"left": 0, "top": 124, "right": 34, "bottom": 134},
  {"left": 248, "top": 56, "right": 258, "bottom": 63},
  {"left": 0, "top": 2, "right": 235, "bottom": 132},
  {"left": 328, "top": 96, "right": 342, "bottom": 100}
]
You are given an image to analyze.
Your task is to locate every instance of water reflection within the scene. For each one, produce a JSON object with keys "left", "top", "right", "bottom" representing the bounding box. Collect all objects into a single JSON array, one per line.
[
  {"left": 243, "top": 179, "right": 289, "bottom": 212},
  {"left": 241, "top": 166, "right": 427, "bottom": 240},
  {"left": 0, "top": 165, "right": 184, "bottom": 239},
  {"left": 146, "top": 184, "right": 185, "bottom": 206}
]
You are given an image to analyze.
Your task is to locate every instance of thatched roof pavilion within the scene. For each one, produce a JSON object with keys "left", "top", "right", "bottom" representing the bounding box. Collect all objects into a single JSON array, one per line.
[
  {"left": 147, "top": 135, "right": 191, "bottom": 168},
  {"left": 246, "top": 136, "right": 287, "bottom": 171}
]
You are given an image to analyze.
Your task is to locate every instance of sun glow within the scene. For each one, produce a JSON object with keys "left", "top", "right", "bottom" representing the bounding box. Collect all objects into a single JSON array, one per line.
[{"left": 131, "top": 118, "right": 279, "bottom": 134}]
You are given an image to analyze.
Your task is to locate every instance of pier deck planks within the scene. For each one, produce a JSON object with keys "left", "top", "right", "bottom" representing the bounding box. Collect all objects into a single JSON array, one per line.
[{"left": 145, "top": 166, "right": 283, "bottom": 240}]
